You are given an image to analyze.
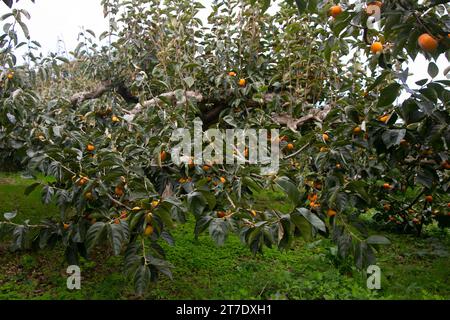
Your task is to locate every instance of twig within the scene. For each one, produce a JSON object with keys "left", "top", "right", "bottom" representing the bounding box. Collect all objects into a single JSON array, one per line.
[
  {"left": 284, "top": 142, "right": 310, "bottom": 159},
  {"left": 105, "top": 193, "right": 132, "bottom": 211}
]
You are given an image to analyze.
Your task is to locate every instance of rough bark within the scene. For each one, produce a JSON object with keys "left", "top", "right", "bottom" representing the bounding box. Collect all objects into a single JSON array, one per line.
[
  {"left": 70, "top": 81, "right": 112, "bottom": 106},
  {"left": 271, "top": 105, "right": 332, "bottom": 132},
  {"left": 68, "top": 83, "right": 329, "bottom": 131}
]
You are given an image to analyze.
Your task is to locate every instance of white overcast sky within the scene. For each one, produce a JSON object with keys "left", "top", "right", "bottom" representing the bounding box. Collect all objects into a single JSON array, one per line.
[{"left": 5, "top": 0, "right": 449, "bottom": 92}]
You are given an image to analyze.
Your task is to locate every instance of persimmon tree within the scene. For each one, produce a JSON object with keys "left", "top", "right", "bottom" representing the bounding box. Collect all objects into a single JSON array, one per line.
[{"left": 0, "top": 0, "right": 449, "bottom": 295}]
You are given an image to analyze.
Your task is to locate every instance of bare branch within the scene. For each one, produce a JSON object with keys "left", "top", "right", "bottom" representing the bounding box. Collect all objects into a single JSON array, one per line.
[
  {"left": 271, "top": 105, "right": 332, "bottom": 132},
  {"left": 130, "top": 90, "right": 203, "bottom": 115},
  {"left": 70, "top": 81, "right": 112, "bottom": 106}
]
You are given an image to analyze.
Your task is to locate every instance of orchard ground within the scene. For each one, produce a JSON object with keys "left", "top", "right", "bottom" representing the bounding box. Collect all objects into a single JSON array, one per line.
[{"left": 0, "top": 172, "right": 449, "bottom": 300}]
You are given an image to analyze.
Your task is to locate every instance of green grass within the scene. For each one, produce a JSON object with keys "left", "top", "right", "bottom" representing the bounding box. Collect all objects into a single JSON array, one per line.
[{"left": 0, "top": 172, "right": 449, "bottom": 300}]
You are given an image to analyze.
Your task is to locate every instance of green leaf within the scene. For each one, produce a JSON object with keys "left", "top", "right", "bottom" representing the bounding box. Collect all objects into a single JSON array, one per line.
[
  {"left": 344, "top": 106, "right": 360, "bottom": 123},
  {"left": 398, "top": 99, "right": 425, "bottom": 124},
  {"left": 194, "top": 215, "right": 212, "bottom": 238},
  {"left": 130, "top": 211, "right": 145, "bottom": 231},
  {"left": 18, "top": 20, "right": 29, "bottom": 39},
  {"left": 134, "top": 263, "right": 151, "bottom": 296},
  {"left": 274, "top": 176, "right": 301, "bottom": 206},
  {"left": 187, "top": 192, "right": 206, "bottom": 218},
  {"left": 86, "top": 222, "right": 107, "bottom": 253},
  {"left": 291, "top": 211, "right": 312, "bottom": 241},
  {"left": 366, "top": 71, "right": 390, "bottom": 93},
  {"left": 10, "top": 225, "right": 27, "bottom": 251},
  {"left": 294, "top": 0, "right": 306, "bottom": 13},
  {"left": 41, "top": 185, "right": 54, "bottom": 204},
  {"left": 183, "top": 76, "right": 195, "bottom": 88},
  {"left": 427, "top": 62, "right": 439, "bottom": 78},
  {"left": 367, "top": 235, "right": 391, "bottom": 245},
  {"left": 24, "top": 182, "right": 41, "bottom": 196},
  {"left": 108, "top": 221, "right": 129, "bottom": 255},
  {"left": 199, "top": 190, "right": 216, "bottom": 210},
  {"left": 208, "top": 218, "right": 228, "bottom": 246},
  {"left": 381, "top": 129, "right": 406, "bottom": 149},
  {"left": 415, "top": 79, "right": 428, "bottom": 86},
  {"left": 4, "top": 211, "right": 17, "bottom": 220},
  {"left": 154, "top": 205, "right": 174, "bottom": 229},
  {"left": 377, "top": 83, "right": 401, "bottom": 107},
  {"left": 295, "top": 208, "right": 326, "bottom": 232},
  {"left": 148, "top": 256, "right": 174, "bottom": 279}
]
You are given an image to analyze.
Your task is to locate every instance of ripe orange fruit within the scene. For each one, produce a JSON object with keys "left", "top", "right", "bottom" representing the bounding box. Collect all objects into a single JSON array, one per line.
[
  {"left": 447, "top": 203, "right": 450, "bottom": 208},
  {"left": 336, "top": 163, "right": 342, "bottom": 169},
  {"left": 287, "top": 143, "right": 294, "bottom": 150},
  {"left": 144, "top": 225, "right": 154, "bottom": 236},
  {"left": 379, "top": 115, "right": 389, "bottom": 123},
  {"left": 327, "top": 209, "right": 337, "bottom": 217},
  {"left": 366, "top": 1, "right": 382, "bottom": 15},
  {"left": 86, "top": 144, "right": 95, "bottom": 151},
  {"left": 220, "top": 177, "right": 226, "bottom": 184},
  {"left": 203, "top": 165, "right": 210, "bottom": 171},
  {"left": 217, "top": 211, "right": 227, "bottom": 218},
  {"left": 77, "top": 176, "right": 89, "bottom": 186},
  {"left": 371, "top": 42, "right": 383, "bottom": 54},
  {"left": 353, "top": 126, "right": 362, "bottom": 134},
  {"left": 425, "top": 195, "right": 433, "bottom": 203},
  {"left": 115, "top": 186, "right": 124, "bottom": 197},
  {"left": 418, "top": 33, "right": 438, "bottom": 52},
  {"left": 244, "top": 147, "right": 249, "bottom": 158},
  {"left": 228, "top": 71, "right": 236, "bottom": 77},
  {"left": 112, "top": 115, "right": 120, "bottom": 122},
  {"left": 383, "top": 183, "right": 391, "bottom": 190},
  {"left": 188, "top": 158, "right": 195, "bottom": 168},
  {"left": 441, "top": 160, "right": 450, "bottom": 169},
  {"left": 238, "top": 78, "right": 246, "bottom": 87},
  {"left": 63, "top": 223, "right": 70, "bottom": 230},
  {"left": 322, "top": 133, "right": 330, "bottom": 142},
  {"left": 160, "top": 150, "right": 167, "bottom": 162},
  {"left": 114, "top": 218, "right": 120, "bottom": 225},
  {"left": 329, "top": 5, "right": 343, "bottom": 18},
  {"left": 307, "top": 193, "right": 318, "bottom": 202},
  {"left": 309, "top": 201, "right": 321, "bottom": 209}
]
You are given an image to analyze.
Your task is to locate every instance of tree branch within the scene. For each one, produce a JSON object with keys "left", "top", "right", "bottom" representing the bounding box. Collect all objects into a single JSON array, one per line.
[
  {"left": 271, "top": 105, "right": 332, "bottom": 132},
  {"left": 70, "top": 81, "right": 113, "bottom": 106}
]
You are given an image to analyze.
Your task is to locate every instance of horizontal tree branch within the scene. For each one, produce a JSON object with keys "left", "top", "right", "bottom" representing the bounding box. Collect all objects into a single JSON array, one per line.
[
  {"left": 68, "top": 83, "right": 329, "bottom": 131},
  {"left": 130, "top": 91, "right": 204, "bottom": 114},
  {"left": 70, "top": 81, "right": 112, "bottom": 106},
  {"left": 271, "top": 105, "right": 332, "bottom": 132}
]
